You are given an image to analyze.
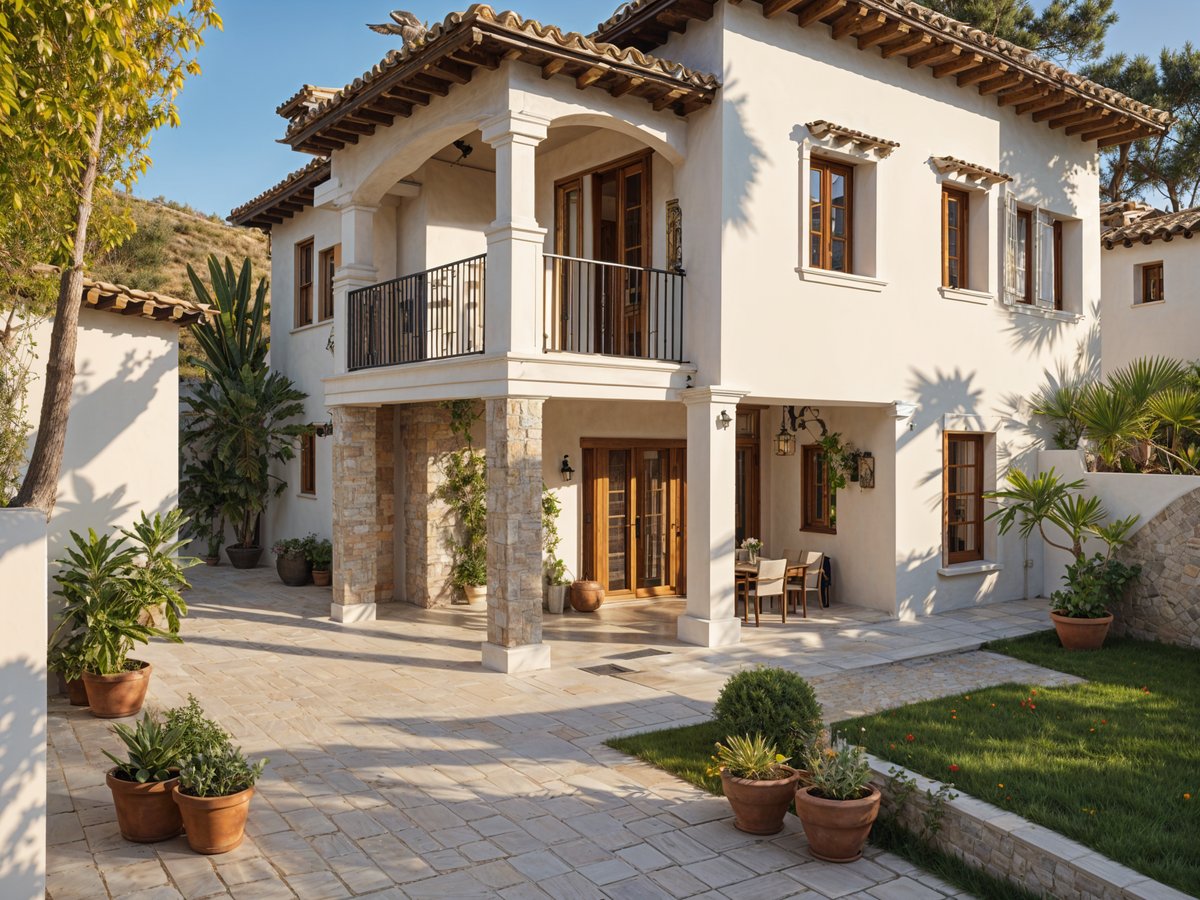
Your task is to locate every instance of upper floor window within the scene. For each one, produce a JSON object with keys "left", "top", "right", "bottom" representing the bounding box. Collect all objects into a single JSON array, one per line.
[
  {"left": 943, "top": 433, "right": 984, "bottom": 564},
  {"left": 299, "top": 431, "right": 316, "bottom": 496},
  {"left": 809, "top": 159, "right": 852, "bottom": 273},
  {"left": 1005, "top": 200, "right": 1066, "bottom": 311},
  {"left": 1014, "top": 209, "right": 1033, "bottom": 303},
  {"left": 295, "top": 238, "right": 314, "bottom": 328},
  {"left": 318, "top": 244, "right": 340, "bottom": 322},
  {"left": 941, "top": 187, "right": 969, "bottom": 289},
  {"left": 802, "top": 443, "right": 836, "bottom": 533},
  {"left": 1038, "top": 213, "right": 1064, "bottom": 310},
  {"left": 1139, "top": 262, "right": 1164, "bottom": 304}
]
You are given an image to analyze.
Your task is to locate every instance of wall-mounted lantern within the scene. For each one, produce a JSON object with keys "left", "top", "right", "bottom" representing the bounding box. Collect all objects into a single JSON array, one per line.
[
  {"left": 314, "top": 419, "right": 334, "bottom": 438},
  {"left": 716, "top": 410, "right": 733, "bottom": 430},
  {"left": 858, "top": 451, "right": 876, "bottom": 488},
  {"left": 560, "top": 454, "right": 575, "bottom": 483}
]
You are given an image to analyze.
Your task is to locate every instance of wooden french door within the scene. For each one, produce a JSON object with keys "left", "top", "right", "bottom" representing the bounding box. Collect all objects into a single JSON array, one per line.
[
  {"left": 734, "top": 407, "right": 761, "bottom": 546},
  {"left": 583, "top": 442, "right": 685, "bottom": 599}
]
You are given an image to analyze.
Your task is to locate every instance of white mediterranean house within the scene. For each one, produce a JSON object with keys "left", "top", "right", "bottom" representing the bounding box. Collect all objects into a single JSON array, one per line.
[
  {"left": 1100, "top": 201, "right": 1200, "bottom": 373},
  {"left": 230, "top": 0, "right": 1169, "bottom": 672}
]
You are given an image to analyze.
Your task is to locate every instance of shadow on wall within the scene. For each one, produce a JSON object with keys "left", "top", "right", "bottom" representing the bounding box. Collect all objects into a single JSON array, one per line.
[
  {"left": 721, "top": 68, "right": 766, "bottom": 234},
  {"left": 0, "top": 657, "right": 45, "bottom": 900},
  {"left": 899, "top": 365, "right": 983, "bottom": 455},
  {"left": 896, "top": 545, "right": 939, "bottom": 619}
]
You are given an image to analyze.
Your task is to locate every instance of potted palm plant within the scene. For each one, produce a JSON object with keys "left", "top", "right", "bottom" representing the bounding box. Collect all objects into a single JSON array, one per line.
[
  {"left": 103, "top": 712, "right": 187, "bottom": 842},
  {"left": 179, "top": 460, "right": 227, "bottom": 565},
  {"left": 307, "top": 537, "right": 333, "bottom": 587},
  {"left": 794, "top": 737, "right": 880, "bottom": 862},
  {"left": 52, "top": 510, "right": 195, "bottom": 718},
  {"left": 986, "top": 469, "right": 1141, "bottom": 650},
  {"left": 272, "top": 536, "right": 310, "bottom": 586},
  {"left": 707, "top": 734, "right": 801, "bottom": 835},
  {"left": 174, "top": 744, "right": 268, "bottom": 854}
]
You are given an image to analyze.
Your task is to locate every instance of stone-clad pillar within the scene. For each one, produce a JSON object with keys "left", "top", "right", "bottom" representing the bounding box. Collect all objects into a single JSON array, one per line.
[
  {"left": 482, "top": 396, "right": 549, "bottom": 673},
  {"left": 331, "top": 405, "right": 395, "bottom": 623}
]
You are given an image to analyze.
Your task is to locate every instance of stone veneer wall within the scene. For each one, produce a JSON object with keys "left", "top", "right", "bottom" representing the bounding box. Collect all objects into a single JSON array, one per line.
[
  {"left": 1112, "top": 486, "right": 1200, "bottom": 649},
  {"left": 331, "top": 406, "right": 395, "bottom": 606},
  {"left": 485, "top": 398, "right": 544, "bottom": 648},
  {"left": 400, "top": 403, "right": 459, "bottom": 608}
]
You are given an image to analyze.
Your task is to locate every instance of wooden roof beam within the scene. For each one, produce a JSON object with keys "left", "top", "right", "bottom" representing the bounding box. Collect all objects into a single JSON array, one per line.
[
  {"left": 346, "top": 108, "right": 393, "bottom": 126},
  {"left": 997, "top": 83, "right": 1051, "bottom": 107},
  {"left": 1052, "top": 108, "right": 1101, "bottom": 130},
  {"left": 907, "top": 42, "right": 959, "bottom": 69},
  {"left": 366, "top": 97, "right": 414, "bottom": 117},
  {"left": 1065, "top": 112, "right": 1115, "bottom": 135},
  {"left": 1015, "top": 92, "right": 1069, "bottom": 116},
  {"left": 957, "top": 61, "right": 1006, "bottom": 88},
  {"left": 1084, "top": 119, "right": 1137, "bottom": 143},
  {"left": 933, "top": 53, "right": 981, "bottom": 78},
  {"left": 407, "top": 73, "right": 451, "bottom": 97},
  {"left": 576, "top": 66, "right": 606, "bottom": 89},
  {"left": 384, "top": 86, "right": 431, "bottom": 106},
  {"left": 881, "top": 32, "right": 930, "bottom": 60},
  {"left": 330, "top": 118, "right": 374, "bottom": 136},
  {"left": 1032, "top": 99, "right": 1083, "bottom": 123},
  {"left": 651, "top": 87, "right": 688, "bottom": 111},
  {"left": 828, "top": 5, "right": 871, "bottom": 40},
  {"left": 425, "top": 58, "right": 473, "bottom": 85},
  {"left": 542, "top": 58, "right": 568, "bottom": 79},
  {"left": 797, "top": 0, "right": 847, "bottom": 27},
  {"left": 450, "top": 48, "right": 499, "bottom": 71},
  {"left": 322, "top": 126, "right": 361, "bottom": 144},
  {"left": 857, "top": 20, "right": 907, "bottom": 50},
  {"left": 762, "top": 0, "right": 811, "bottom": 17},
  {"left": 977, "top": 71, "right": 1023, "bottom": 95},
  {"left": 609, "top": 74, "right": 645, "bottom": 98}
]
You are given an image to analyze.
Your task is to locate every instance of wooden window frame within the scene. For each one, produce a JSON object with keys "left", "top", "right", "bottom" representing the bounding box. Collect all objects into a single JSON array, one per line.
[
  {"left": 299, "top": 432, "right": 317, "bottom": 497},
  {"left": 1140, "top": 262, "right": 1165, "bottom": 304},
  {"left": 1015, "top": 208, "right": 1033, "bottom": 304},
  {"left": 801, "top": 443, "right": 836, "bottom": 534},
  {"left": 809, "top": 158, "right": 853, "bottom": 273},
  {"left": 1051, "top": 219, "right": 1063, "bottom": 310},
  {"left": 941, "top": 186, "right": 969, "bottom": 289},
  {"left": 294, "top": 238, "right": 314, "bottom": 328},
  {"left": 943, "top": 433, "right": 984, "bottom": 565},
  {"left": 317, "top": 244, "right": 340, "bottom": 322}
]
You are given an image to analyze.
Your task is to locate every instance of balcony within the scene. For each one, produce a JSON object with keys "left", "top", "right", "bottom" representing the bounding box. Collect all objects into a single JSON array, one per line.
[
  {"left": 347, "top": 255, "right": 485, "bottom": 371},
  {"left": 544, "top": 255, "right": 686, "bottom": 363}
]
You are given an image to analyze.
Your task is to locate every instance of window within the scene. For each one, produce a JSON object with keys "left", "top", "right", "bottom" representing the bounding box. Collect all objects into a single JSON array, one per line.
[
  {"left": 941, "top": 187, "right": 969, "bottom": 289},
  {"left": 299, "top": 432, "right": 316, "bottom": 496},
  {"left": 294, "top": 239, "right": 314, "bottom": 327},
  {"left": 809, "top": 159, "right": 853, "bottom": 272},
  {"left": 1014, "top": 209, "right": 1033, "bottom": 303},
  {"left": 943, "top": 433, "right": 984, "bottom": 564},
  {"left": 802, "top": 444, "right": 836, "bottom": 533},
  {"left": 1038, "top": 214, "right": 1063, "bottom": 310},
  {"left": 1140, "top": 262, "right": 1164, "bottom": 304},
  {"left": 318, "top": 244, "right": 339, "bottom": 322},
  {"left": 1006, "top": 199, "right": 1066, "bottom": 309}
]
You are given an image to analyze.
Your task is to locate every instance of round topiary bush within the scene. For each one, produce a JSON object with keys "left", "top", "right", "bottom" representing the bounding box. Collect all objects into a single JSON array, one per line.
[{"left": 713, "top": 666, "right": 823, "bottom": 759}]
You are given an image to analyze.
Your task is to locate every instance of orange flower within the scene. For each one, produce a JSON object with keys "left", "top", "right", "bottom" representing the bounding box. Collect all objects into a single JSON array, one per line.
[
  {"left": 1185, "top": 793, "right": 1192, "bottom": 801},
  {"left": 997, "top": 783, "right": 1004, "bottom": 789}
]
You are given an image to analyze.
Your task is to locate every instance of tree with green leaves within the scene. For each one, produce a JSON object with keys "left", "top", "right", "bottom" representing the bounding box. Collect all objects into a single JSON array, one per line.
[
  {"left": 0, "top": 1, "right": 220, "bottom": 514},
  {"left": 923, "top": 0, "right": 1116, "bottom": 68}
]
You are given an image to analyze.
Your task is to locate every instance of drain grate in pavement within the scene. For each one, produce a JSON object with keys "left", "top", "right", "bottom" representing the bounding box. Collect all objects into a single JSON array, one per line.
[
  {"left": 606, "top": 648, "right": 671, "bottom": 661},
  {"left": 580, "top": 663, "right": 635, "bottom": 676}
]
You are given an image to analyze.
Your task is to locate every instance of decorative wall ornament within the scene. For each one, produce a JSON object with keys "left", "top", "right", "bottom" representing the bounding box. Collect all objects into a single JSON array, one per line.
[
  {"left": 858, "top": 452, "right": 876, "bottom": 489},
  {"left": 667, "top": 198, "right": 683, "bottom": 272}
]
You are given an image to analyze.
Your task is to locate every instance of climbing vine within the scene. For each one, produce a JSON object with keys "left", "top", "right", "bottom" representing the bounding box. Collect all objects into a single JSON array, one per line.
[{"left": 439, "top": 400, "right": 487, "bottom": 589}]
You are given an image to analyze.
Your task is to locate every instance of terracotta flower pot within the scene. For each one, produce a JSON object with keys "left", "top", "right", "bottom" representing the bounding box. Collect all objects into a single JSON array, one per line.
[
  {"left": 571, "top": 580, "right": 604, "bottom": 612},
  {"left": 82, "top": 661, "right": 152, "bottom": 719},
  {"left": 203, "top": 555, "right": 220, "bottom": 567},
  {"left": 312, "top": 569, "right": 331, "bottom": 587},
  {"left": 276, "top": 554, "right": 309, "bottom": 586},
  {"left": 225, "top": 544, "right": 262, "bottom": 569},
  {"left": 65, "top": 677, "right": 89, "bottom": 706},
  {"left": 1051, "top": 611, "right": 1113, "bottom": 651},
  {"left": 794, "top": 784, "right": 881, "bottom": 863},
  {"left": 721, "top": 766, "right": 801, "bottom": 835},
  {"left": 106, "top": 769, "right": 183, "bottom": 842},
  {"left": 173, "top": 785, "right": 254, "bottom": 854}
]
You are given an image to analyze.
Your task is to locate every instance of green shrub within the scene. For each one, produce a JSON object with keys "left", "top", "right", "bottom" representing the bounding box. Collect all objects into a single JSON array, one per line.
[
  {"left": 178, "top": 744, "right": 267, "bottom": 798},
  {"left": 164, "top": 694, "right": 230, "bottom": 760},
  {"left": 713, "top": 666, "right": 823, "bottom": 758}
]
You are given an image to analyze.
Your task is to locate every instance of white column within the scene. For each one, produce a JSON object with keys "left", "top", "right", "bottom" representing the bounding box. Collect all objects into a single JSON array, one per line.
[
  {"left": 332, "top": 204, "right": 379, "bottom": 375},
  {"left": 678, "top": 388, "right": 746, "bottom": 648},
  {"left": 481, "top": 111, "right": 549, "bottom": 357}
]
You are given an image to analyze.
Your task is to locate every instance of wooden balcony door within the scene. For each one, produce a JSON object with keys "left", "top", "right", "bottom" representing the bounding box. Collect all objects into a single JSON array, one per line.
[
  {"left": 583, "top": 441, "right": 685, "bottom": 599},
  {"left": 593, "top": 153, "right": 651, "bottom": 357}
]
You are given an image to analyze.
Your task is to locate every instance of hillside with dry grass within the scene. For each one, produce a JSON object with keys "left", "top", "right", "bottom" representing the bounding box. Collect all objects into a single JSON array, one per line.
[{"left": 92, "top": 194, "right": 271, "bottom": 376}]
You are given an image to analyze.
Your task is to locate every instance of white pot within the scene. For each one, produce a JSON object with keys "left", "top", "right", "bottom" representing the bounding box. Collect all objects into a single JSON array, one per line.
[
  {"left": 546, "top": 584, "right": 567, "bottom": 615},
  {"left": 463, "top": 584, "right": 487, "bottom": 608}
]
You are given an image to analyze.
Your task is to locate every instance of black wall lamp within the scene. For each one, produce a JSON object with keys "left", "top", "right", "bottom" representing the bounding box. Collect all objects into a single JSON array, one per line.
[
  {"left": 560, "top": 454, "right": 575, "bottom": 482},
  {"left": 314, "top": 419, "right": 335, "bottom": 438},
  {"left": 773, "top": 405, "right": 828, "bottom": 456}
]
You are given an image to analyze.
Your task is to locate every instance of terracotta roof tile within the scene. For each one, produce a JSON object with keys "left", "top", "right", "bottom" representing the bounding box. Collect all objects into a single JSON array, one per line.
[
  {"left": 1103, "top": 205, "right": 1200, "bottom": 248},
  {"left": 228, "top": 157, "right": 331, "bottom": 229}
]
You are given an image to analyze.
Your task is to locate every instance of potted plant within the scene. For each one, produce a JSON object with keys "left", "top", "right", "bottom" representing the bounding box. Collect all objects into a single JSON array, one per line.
[
  {"left": 439, "top": 401, "right": 488, "bottom": 605},
  {"left": 103, "top": 712, "right": 187, "bottom": 842},
  {"left": 986, "top": 469, "right": 1141, "bottom": 650},
  {"left": 179, "top": 460, "right": 228, "bottom": 566},
  {"left": 307, "top": 537, "right": 333, "bottom": 587},
  {"left": 542, "top": 485, "right": 571, "bottom": 614},
  {"left": 174, "top": 743, "right": 268, "bottom": 854},
  {"left": 49, "top": 634, "right": 90, "bottom": 706},
  {"left": 794, "top": 736, "right": 880, "bottom": 863},
  {"left": 707, "top": 734, "right": 800, "bottom": 835},
  {"left": 272, "top": 536, "right": 310, "bottom": 586},
  {"left": 52, "top": 509, "right": 195, "bottom": 718},
  {"left": 740, "top": 537, "right": 763, "bottom": 564}
]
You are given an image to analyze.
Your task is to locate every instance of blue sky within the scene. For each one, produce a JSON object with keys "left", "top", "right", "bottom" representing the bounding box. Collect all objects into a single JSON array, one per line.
[{"left": 134, "top": 0, "right": 1200, "bottom": 218}]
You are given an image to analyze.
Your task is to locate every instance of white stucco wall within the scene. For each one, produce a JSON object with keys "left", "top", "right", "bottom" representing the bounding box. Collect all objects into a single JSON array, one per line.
[
  {"left": 0, "top": 510, "right": 48, "bottom": 900},
  {"left": 24, "top": 309, "right": 181, "bottom": 569},
  {"left": 1100, "top": 237, "right": 1200, "bottom": 373}
]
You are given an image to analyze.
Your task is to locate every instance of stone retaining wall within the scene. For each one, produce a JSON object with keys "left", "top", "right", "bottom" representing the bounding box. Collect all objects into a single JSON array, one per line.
[
  {"left": 868, "top": 756, "right": 1190, "bottom": 900},
  {"left": 1112, "top": 487, "right": 1200, "bottom": 649}
]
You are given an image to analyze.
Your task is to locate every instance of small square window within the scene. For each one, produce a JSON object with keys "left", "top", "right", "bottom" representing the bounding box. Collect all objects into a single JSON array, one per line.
[{"left": 1138, "top": 262, "right": 1164, "bottom": 304}]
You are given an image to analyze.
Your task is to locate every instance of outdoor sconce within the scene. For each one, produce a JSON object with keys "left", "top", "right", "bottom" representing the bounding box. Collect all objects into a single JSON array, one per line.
[
  {"left": 314, "top": 419, "right": 334, "bottom": 438},
  {"left": 858, "top": 451, "right": 876, "bottom": 488},
  {"left": 774, "top": 420, "right": 796, "bottom": 457},
  {"left": 773, "top": 405, "right": 827, "bottom": 456},
  {"left": 716, "top": 410, "right": 733, "bottom": 430},
  {"left": 560, "top": 454, "right": 575, "bottom": 482}
]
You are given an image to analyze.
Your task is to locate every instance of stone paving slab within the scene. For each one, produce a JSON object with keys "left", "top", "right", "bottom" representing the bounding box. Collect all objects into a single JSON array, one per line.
[{"left": 47, "top": 567, "right": 1060, "bottom": 899}]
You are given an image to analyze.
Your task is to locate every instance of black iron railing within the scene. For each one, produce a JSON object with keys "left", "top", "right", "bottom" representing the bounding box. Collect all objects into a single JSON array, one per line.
[
  {"left": 544, "top": 254, "right": 685, "bottom": 363},
  {"left": 347, "top": 254, "right": 486, "bottom": 371}
]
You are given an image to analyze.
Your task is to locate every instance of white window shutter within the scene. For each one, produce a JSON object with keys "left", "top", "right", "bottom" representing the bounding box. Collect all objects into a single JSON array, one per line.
[
  {"left": 1037, "top": 210, "right": 1055, "bottom": 308},
  {"left": 1003, "top": 190, "right": 1019, "bottom": 304}
]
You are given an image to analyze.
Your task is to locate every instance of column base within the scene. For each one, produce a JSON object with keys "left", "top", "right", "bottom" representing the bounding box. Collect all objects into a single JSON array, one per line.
[
  {"left": 331, "top": 602, "right": 376, "bottom": 624},
  {"left": 481, "top": 641, "right": 551, "bottom": 673},
  {"left": 677, "top": 613, "right": 742, "bottom": 648}
]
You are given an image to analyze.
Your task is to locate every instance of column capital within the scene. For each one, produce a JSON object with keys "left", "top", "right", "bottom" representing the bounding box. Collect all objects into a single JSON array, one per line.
[
  {"left": 481, "top": 110, "right": 551, "bottom": 145},
  {"left": 681, "top": 386, "right": 749, "bottom": 407}
]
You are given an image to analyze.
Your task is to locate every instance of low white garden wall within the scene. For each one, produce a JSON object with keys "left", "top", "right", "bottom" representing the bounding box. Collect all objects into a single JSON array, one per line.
[{"left": 0, "top": 509, "right": 48, "bottom": 900}]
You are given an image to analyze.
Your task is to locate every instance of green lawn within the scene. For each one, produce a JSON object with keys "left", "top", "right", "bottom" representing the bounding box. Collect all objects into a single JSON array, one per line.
[{"left": 841, "top": 632, "right": 1200, "bottom": 896}]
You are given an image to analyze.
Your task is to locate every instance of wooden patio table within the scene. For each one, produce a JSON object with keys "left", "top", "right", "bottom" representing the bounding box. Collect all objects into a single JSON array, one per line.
[{"left": 734, "top": 561, "right": 808, "bottom": 625}]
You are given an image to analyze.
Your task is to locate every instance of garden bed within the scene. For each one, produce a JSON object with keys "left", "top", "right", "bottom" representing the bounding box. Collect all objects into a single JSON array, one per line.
[{"left": 841, "top": 632, "right": 1199, "bottom": 897}]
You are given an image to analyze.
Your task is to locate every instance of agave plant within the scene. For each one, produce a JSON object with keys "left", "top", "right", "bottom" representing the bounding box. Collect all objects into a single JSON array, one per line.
[
  {"left": 186, "top": 255, "right": 269, "bottom": 379},
  {"left": 103, "top": 713, "right": 187, "bottom": 783}
]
